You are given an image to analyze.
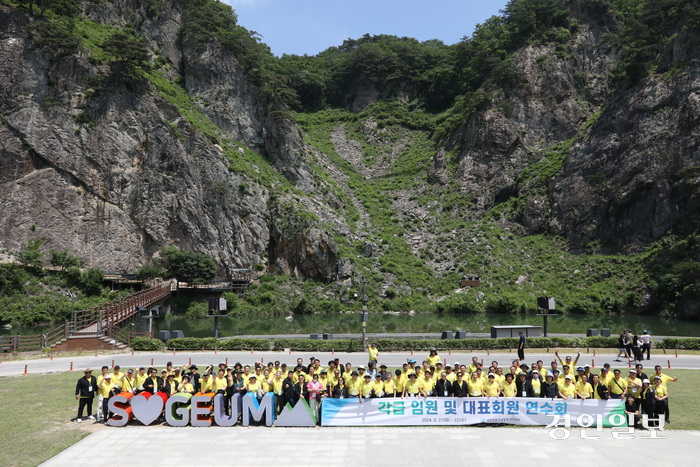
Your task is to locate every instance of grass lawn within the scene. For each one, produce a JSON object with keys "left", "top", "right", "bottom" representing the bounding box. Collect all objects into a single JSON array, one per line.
[
  {"left": 0, "top": 372, "right": 102, "bottom": 467},
  {"left": 0, "top": 368, "right": 697, "bottom": 466}
]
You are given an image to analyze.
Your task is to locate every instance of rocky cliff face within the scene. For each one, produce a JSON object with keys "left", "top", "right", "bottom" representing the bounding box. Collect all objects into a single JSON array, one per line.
[{"left": 0, "top": 3, "right": 337, "bottom": 279}]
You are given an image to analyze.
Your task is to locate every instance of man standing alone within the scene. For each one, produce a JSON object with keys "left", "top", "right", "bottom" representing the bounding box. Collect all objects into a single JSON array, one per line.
[
  {"left": 75, "top": 368, "right": 97, "bottom": 422},
  {"left": 518, "top": 332, "right": 526, "bottom": 361}
]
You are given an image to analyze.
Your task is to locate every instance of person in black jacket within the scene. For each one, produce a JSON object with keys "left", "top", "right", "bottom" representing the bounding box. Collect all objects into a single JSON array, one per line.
[
  {"left": 515, "top": 372, "right": 529, "bottom": 397},
  {"left": 144, "top": 368, "right": 162, "bottom": 394},
  {"left": 332, "top": 377, "right": 350, "bottom": 398},
  {"left": 640, "top": 379, "right": 656, "bottom": 425},
  {"left": 184, "top": 365, "right": 201, "bottom": 393},
  {"left": 452, "top": 372, "right": 468, "bottom": 397},
  {"left": 542, "top": 374, "right": 563, "bottom": 399},
  {"left": 282, "top": 371, "right": 298, "bottom": 407},
  {"left": 75, "top": 368, "right": 97, "bottom": 421},
  {"left": 435, "top": 372, "right": 452, "bottom": 397}
]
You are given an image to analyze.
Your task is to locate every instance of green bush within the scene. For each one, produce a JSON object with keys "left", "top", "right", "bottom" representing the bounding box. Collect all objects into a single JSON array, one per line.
[
  {"left": 166, "top": 337, "right": 220, "bottom": 349},
  {"left": 657, "top": 338, "right": 700, "bottom": 350},
  {"left": 185, "top": 301, "right": 208, "bottom": 319},
  {"left": 272, "top": 339, "right": 363, "bottom": 352},
  {"left": 218, "top": 338, "right": 271, "bottom": 351},
  {"left": 131, "top": 337, "right": 164, "bottom": 351}
]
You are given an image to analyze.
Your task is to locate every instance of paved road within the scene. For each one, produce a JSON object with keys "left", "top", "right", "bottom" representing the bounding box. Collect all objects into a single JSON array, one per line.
[
  {"left": 2, "top": 349, "right": 699, "bottom": 376},
  {"left": 40, "top": 425, "right": 698, "bottom": 467}
]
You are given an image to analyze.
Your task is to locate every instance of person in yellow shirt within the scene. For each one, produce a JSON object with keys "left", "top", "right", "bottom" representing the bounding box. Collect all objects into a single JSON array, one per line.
[
  {"left": 366, "top": 339, "right": 379, "bottom": 366},
  {"left": 293, "top": 365, "right": 308, "bottom": 384},
  {"left": 246, "top": 375, "right": 264, "bottom": 400},
  {"left": 560, "top": 375, "right": 577, "bottom": 399},
  {"left": 372, "top": 373, "right": 385, "bottom": 397},
  {"left": 626, "top": 369, "right": 643, "bottom": 400},
  {"left": 403, "top": 373, "right": 424, "bottom": 397},
  {"left": 445, "top": 365, "right": 457, "bottom": 383},
  {"left": 599, "top": 367, "right": 614, "bottom": 387},
  {"left": 110, "top": 365, "right": 124, "bottom": 386},
  {"left": 383, "top": 373, "right": 397, "bottom": 397},
  {"left": 361, "top": 374, "right": 374, "bottom": 399},
  {"left": 590, "top": 374, "right": 608, "bottom": 400},
  {"left": 213, "top": 370, "right": 229, "bottom": 394},
  {"left": 501, "top": 373, "right": 516, "bottom": 397},
  {"left": 609, "top": 370, "right": 628, "bottom": 399},
  {"left": 575, "top": 374, "right": 593, "bottom": 399},
  {"left": 653, "top": 376, "right": 669, "bottom": 422},
  {"left": 199, "top": 373, "right": 213, "bottom": 393},
  {"left": 653, "top": 366, "right": 677, "bottom": 422},
  {"left": 394, "top": 370, "right": 406, "bottom": 396},
  {"left": 343, "top": 363, "right": 354, "bottom": 382},
  {"left": 179, "top": 375, "right": 195, "bottom": 394},
  {"left": 328, "top": 369, "right": 339, "bottom": 389},
  {"left": 420, "top": 371, "right": 435, "bottom": 396},
  {"left": 467, "top": 357, "right": 479, "bottom": 376},
  {"left": 348, "top": 371, "right": 361, "bottom": 398},
  {"left": 172, "top": 368, "right": 183, "bottom": 388},
  {"left": 121, "top": 369, "right": 136, "bottom": 393},
  {"left": 426, "top": 348, "right": 440, "bottom": 368},
  {"left": 97, "top": 373, "right": 118, "bottom": 422},
  {"left": 468, "top": 372, "right": 483, "bottom": 397},
  {"left": 135, "top": 367, "right": 148, "bottom": 393},
  {"left": 483, "top": 374, "right": 501, "bottom": 397},
  {"left": 494, "top": 367, "right": 506, "bottom": 385},
  {"left": 164, "top": 374, "right": 178, "bottom": 397},
  {"left": 96, "top": 366, "right": 111, "bottom": 422}
]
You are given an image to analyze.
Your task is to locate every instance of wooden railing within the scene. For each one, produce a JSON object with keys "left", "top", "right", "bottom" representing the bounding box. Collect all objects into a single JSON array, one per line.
[
  {"left": 71, "top": 285, "right": 171, "bottom": 335},
  {"left": 105, "top": 323, "right": 152, "bottom": 348}
]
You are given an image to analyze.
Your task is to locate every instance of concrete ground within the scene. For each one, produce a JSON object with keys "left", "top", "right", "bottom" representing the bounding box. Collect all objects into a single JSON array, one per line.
[
  {"left": 39, "top": 425, "right": 698, "bottom": 466},
  {"left": 1, "top": 349, "right": 698, "bottom": 377}
]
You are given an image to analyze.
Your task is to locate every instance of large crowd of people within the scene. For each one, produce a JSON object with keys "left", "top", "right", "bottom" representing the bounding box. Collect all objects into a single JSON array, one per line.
[{"left": 75, "top": 345, "right": 678, "bottom": 427}]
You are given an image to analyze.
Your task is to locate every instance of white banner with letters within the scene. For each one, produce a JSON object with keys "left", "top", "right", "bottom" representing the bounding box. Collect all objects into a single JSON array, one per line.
[{"left": 321, "top": 397, "right": 626, "bottom": 427}]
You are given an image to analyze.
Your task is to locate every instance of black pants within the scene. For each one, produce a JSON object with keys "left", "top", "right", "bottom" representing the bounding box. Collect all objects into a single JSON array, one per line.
[
  {"left": 642, "top": 343, "right": 651, "bottom": 359},
  {"left": 77, "top": 397, "right": 93, "bottom": 419},
  {"left": 655, "top": 398, "right": 669, "bottom": 422},
  {"left": 518, "top": 348, "right": 525, "bottom": 360},
  {"left": 102, "top": 397, "right": 112, "bottom": 421}
]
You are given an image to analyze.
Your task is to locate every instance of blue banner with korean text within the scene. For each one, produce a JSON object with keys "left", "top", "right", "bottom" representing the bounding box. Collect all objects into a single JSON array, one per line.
[{"left": 321, "top": 397, "right": 626, "bottom": 427}]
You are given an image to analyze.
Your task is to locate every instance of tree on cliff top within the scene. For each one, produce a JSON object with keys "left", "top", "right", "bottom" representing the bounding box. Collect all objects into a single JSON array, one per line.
[{"left": 138, "top": 246, "right": 217, "bottom": 285}]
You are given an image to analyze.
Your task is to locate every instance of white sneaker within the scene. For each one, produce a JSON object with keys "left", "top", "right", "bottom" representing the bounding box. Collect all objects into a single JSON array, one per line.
[
  {"left": 88, "top": 415, "right": 95, "bottom": 420},
  {"left": 76, "top": 418, "right": 82, "bottom": 423}
]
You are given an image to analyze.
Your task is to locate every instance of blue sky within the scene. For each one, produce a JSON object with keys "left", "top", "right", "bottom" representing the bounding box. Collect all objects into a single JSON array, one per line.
[{"left": 224, "top": 0, "right": 509, "bottom": 57}]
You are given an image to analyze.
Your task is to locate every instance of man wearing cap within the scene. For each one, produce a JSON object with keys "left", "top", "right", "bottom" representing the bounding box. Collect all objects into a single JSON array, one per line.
[
  {"left": 582, "top": 364, "right": 592, "bottom": 381},
  {"left": 403, "top": 373, "right": 424, "bottom": 397},
  {"left": 600, "top": 365, "right": 613, "bottom": 386},
  {"left": 246, "top": 375, "right": 264, "bottom": 401},
  {"left": 640, "top": 330, "right": 651, "bottom": 360},
  {"left": 626, "top": 369, "right": 643, "bottom": 400},
  {"left": 560, "top": 375, "right": 577, "bottom": 399},
  {"left": 377, "top": 364, "right": 389, "bottom": 381},
  {"left": 97, "top": 372, "right": 116, "bottom": 422},
  {"left": 292, "top": 365, "right": 308, "bottom": 384},
  {"left": 575, "top": 367, "right": 585, "bottom": 383},
  {"left": 163, "top": 374, "right": 178, "bottom": 397},
  {"left": 75, "top": 368, "right": 97, "bottom": 421},
  {"left": 654, "top": 365, "right": 678, "bottom": 422}
]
